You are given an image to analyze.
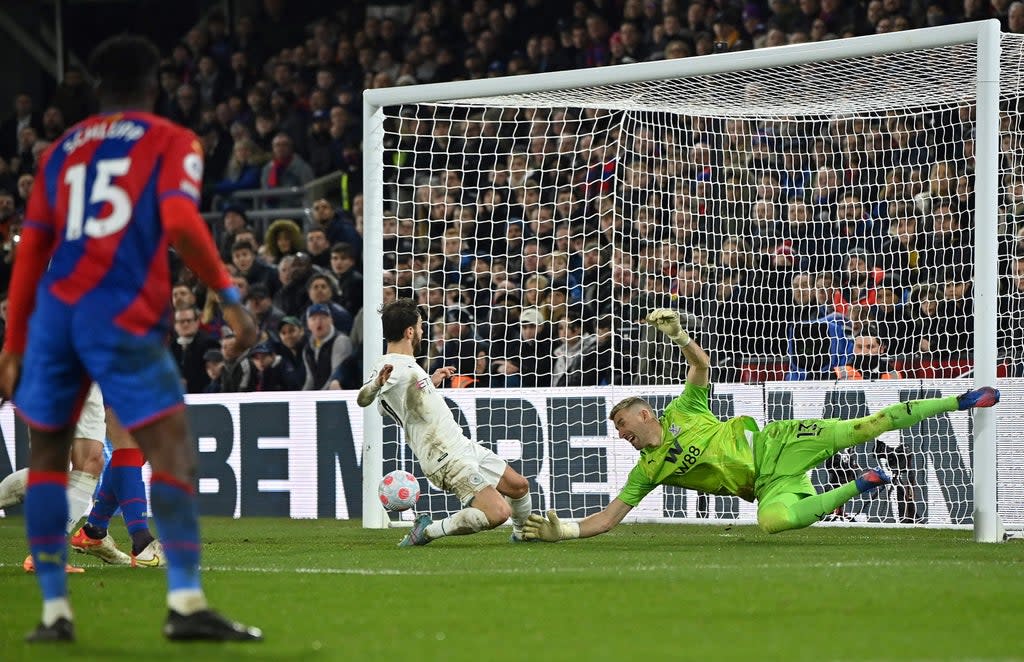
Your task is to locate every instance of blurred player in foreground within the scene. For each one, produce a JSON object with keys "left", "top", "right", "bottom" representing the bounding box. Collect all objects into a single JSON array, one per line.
[
  {"left": 0, "top": 34, "right": 260, "bottom": 642},
  {"left": 0, "top": 384, "right": 164, "bottom": 570},
  {"left": 357, "top": 298, "right": 533, "bottom": 546},
  {"left": 524, "top": 308, "right": 1000, "bottom": 542}
]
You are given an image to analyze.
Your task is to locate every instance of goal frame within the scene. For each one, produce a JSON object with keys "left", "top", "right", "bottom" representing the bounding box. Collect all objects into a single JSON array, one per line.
[{"left": 361, "top": 20, "right": 1003, "bottom": 542}]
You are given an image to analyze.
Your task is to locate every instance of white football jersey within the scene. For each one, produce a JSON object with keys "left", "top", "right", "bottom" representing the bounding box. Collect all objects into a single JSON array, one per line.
[{"left": 368, "top": 353, "right": 473, "bottom": 475}]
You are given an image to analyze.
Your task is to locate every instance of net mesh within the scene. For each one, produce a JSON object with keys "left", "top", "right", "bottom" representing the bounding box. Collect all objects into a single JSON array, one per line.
[{"left": 373, "top": 35, "right": 1024, "bottom": 529}]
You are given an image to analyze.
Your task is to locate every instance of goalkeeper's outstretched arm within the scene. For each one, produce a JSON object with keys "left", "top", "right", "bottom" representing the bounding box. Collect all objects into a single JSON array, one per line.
[
  {"left": 646, "top": 308, "right": 710, "bottom": 387},
  {"left": 523, "top": 498, "right": 633, "bottom": 542}
]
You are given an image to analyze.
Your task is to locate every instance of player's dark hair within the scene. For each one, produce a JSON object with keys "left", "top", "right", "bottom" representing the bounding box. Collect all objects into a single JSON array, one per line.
[
  {"left": 380, "top": 298, "right": 421, "bottom": 342},
  {"left": 88, "top": 34, "right": 161, "bottom": 105}
]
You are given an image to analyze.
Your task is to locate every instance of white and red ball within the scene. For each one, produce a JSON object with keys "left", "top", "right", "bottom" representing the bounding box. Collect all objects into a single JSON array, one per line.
[{"left": 378, "top": 469, "right": 421, "bottom": 512}]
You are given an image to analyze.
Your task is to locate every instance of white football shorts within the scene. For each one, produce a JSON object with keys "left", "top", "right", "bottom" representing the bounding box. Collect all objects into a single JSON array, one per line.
[
  {"left": 426, "top": 442, "right": 508, "bottom": 506},
  {"left": 73, "top": 383, "right": 106, "bottom": 442}
]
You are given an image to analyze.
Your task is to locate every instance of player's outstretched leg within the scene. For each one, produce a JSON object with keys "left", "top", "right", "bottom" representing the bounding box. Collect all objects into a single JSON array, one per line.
[
  {"left": 398, "top": 507, "right": 495, "bottom": 547},
  {"left": 398, "top": 513, "right": 437, "bottom": 547},
  {"left": 757, "top": 467, "right": 892, "bottom": 534},
  {"left": 829, "top": 387, "right": 1000, "bottom": 454}
]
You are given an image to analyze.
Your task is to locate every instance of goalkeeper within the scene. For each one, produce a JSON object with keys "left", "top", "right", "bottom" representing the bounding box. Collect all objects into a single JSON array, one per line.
[{"left": 524, "top": 308, "right": 1001, "bottom": 541}]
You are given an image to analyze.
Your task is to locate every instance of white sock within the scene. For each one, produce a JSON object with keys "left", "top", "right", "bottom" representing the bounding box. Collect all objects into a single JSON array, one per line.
[
  {"left": 42, "top": 598, "right": 72, "bottom": 626},
  {"left": 424, "top": 507, "right": 490, "bottom": 539},
  {"left": 168, "top": 589, "right": 208, "bottom": 615},
  {"left": 507, "top": 494, "right": 532, "bottom": 532},
  {"left": 65, "top": 471, "right": 97, "bottom": 536},
  {"left": 0, "top": 467, "right": 28, "bottom": 509}
]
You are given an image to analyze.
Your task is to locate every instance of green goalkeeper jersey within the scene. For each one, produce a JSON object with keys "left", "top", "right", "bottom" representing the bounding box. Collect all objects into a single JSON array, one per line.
[{"left": 617, "top": 384, "right": 759, "bottom": 507}]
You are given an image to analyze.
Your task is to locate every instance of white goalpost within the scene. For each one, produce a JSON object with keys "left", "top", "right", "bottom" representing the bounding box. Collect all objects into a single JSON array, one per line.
[{"left": 362, "top": 20, "right": 1019, "bottom": 542}]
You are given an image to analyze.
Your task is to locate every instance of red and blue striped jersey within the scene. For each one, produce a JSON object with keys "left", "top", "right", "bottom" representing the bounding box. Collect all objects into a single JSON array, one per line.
[{"left": 24, "top": 111, "right": 206, "bottom": 335}]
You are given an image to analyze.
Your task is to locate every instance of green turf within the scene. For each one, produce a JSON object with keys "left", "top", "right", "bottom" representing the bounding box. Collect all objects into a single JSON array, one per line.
[{"left": 1, "top": 517, "right": 1021, "bottom": 661}]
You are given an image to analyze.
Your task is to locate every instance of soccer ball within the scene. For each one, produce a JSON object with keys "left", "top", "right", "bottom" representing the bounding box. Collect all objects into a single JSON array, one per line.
[{"left": 378, "top": 470, "right": 421, "bottom": 512}]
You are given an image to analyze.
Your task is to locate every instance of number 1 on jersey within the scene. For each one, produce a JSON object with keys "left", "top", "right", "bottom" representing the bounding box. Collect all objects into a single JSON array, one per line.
[{"left": 64, "top": 157, "right": 132, "bottom": 240}]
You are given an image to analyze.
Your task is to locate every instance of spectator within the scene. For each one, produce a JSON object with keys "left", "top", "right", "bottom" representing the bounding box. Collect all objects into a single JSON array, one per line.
[
  {"left": 202, "top": 349, "right": 225, "bottom": 393},
  {"left": 250, "top": 342, "right": 287, "bottom": 390},
  {"left": 834, "top": 332, "right": 901, "bottom": 380},
  {"left": 310, "top": 197, "right": 361, "bottom": 251},
  {"left": 305, "top": 227, "right": 331, "bottom": 269},
  {"left": 244, "top": 283, "right": 286, "bottom": 342},
  {"left": 50, "top": 66, "right": 97, "bottom": 126},
  {"left": 552, "top": 314, "right": 596, "bottom": 387},
  {"left": 218, "top": 205, "right": 251, "bottom": 261},
  {"left": 0, "top": 93, "right": 41, "bottom": 159},
  {"left": 429, "top": 307, "right": 485, "bottom": 380},
  {"left": 260, "top": 131, "right": 314, "bottom": 194},
  {"left": 171, "top": 306, "right": 219, "bottom": 393},
  {"left": 304, "top": 272, "right": 353, "bottom": 332},
  {"left": 264, "top": 218, "right": 305, "bottom": 265},
  {"left": 302, "top": 303, "right": 354, "bottom": 390},
  {"left": 171, "top": 282, "right": 198, "bottom": 311},
  {"left": 231, "top": 239, "right": 278, "bottom": 294},
  {"left": 40, "top": 106, "right": 65, "bottom": 142},
  {"left": 274, "top": 315, "right": 308, "bottom": 390},
  {"left": 329, "top": 242, "right": 363, "bottom": 316},
  {"left": 274, "top": 252, "right": 314, "bottom": 317},
  {"left": 218, "top": 326, "right": 255, "bottom": 392},
  {"left": 213, "top": 138, "right": 265, "bottom": 200}
]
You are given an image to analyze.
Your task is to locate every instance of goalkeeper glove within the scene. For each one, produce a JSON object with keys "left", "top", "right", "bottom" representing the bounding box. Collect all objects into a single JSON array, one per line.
[
  {"left": 646, "top": 308, "right": 691, "bottom": 347},
  {"left": 523, "top": 510, "right": 580, "bottom": 542}
]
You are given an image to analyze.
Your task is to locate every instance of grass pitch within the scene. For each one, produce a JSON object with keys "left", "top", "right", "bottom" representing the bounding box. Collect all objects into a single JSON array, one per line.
[{"left": 0, "top": 517, "right": 1021, "bottom": 661}]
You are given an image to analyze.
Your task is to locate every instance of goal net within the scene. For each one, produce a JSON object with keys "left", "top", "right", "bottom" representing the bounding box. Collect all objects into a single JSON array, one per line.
[{"left": 363, "top": 22, "right": 1023, "bottom": 539}]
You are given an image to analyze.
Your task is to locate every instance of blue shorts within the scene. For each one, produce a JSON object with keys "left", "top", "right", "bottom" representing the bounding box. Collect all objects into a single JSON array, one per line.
[{"left": 14, "top": 295, "right": 184, "bottom": 430}]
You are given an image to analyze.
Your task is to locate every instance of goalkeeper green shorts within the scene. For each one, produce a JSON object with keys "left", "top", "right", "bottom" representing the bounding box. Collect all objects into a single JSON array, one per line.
[{"left": 753, "top": 418, "right": 844, "bottom": 502}]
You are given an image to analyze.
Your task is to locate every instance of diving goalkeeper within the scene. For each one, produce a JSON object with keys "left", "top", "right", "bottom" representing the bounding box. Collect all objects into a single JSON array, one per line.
[{"left": 523, "top": 308, "right": 1000, "bottom": 541}]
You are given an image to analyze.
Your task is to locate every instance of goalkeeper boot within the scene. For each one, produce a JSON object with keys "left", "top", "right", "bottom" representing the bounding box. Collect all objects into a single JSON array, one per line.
[
  {"left": 163, "top": 609, "right": 263, "bottom": 642},
  {"left": 70, "top": 527, "right": 131, "bottom": 565},
  {"left": 25, "top": 617, "right": 75, "bottom": 643},
  {"left": 855, "top": 466, "right": 892, "bottom": 493},
  {"left": 957, "top": 386, "right": 1000, "bottom": 410},
  {"left": 23, "top": 554, "right": 86, "bottom": 574},
  {"left": 131, "top": 540, "right": 166, "bottom": 568},
  {"left": 398, "top": 514, "right": 433, "bottom": 547}
]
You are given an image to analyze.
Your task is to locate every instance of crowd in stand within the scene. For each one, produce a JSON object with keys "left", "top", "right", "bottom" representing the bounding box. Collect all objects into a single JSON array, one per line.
[{"left": 1, "top": 0, "right": 1023, "bottom": 391}]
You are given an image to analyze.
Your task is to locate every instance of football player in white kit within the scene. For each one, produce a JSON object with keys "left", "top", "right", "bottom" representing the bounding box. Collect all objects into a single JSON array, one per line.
[
  {"left": 358, "top": 298, "right": 534, "bottom": 546},
  {"left": 0, "top": 383, "right": 164, "bottom": 568}
]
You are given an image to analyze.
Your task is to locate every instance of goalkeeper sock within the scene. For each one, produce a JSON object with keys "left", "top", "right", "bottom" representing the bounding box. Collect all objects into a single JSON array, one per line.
[
  {"left": 65, "top": 470, "right": 97, "bottom": 536},
  {"left": 838, "top": 396, "right": 958, "bottom": 447},
  {"left": 424, "top": 507, "right": 489, "bottom": 539},
  {"left": 506, "top": 494, "right": 532, "bottom": 534},
  {"left": 758, "top": 483, "right": 860, "bottom": 534}
]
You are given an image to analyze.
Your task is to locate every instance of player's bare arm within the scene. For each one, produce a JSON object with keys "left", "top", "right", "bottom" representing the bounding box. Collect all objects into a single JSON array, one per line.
[
  {"left": 0, "top": 351, "right": 22, "bottom": 403},
  {"left": 523, "top": 498, "right": 633, "bottom": 542},
  {"left": 646, "top": 308, "right": 710, "bottom": 387},
  {"left": 357, "top": 364, "right": 393, "bottom": 407},
  {"left": 431, "top": 366, "right": 455, "bottom": 386},
  {"left": 221, "top": 303, "right": 258, "bottom": 354}
]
